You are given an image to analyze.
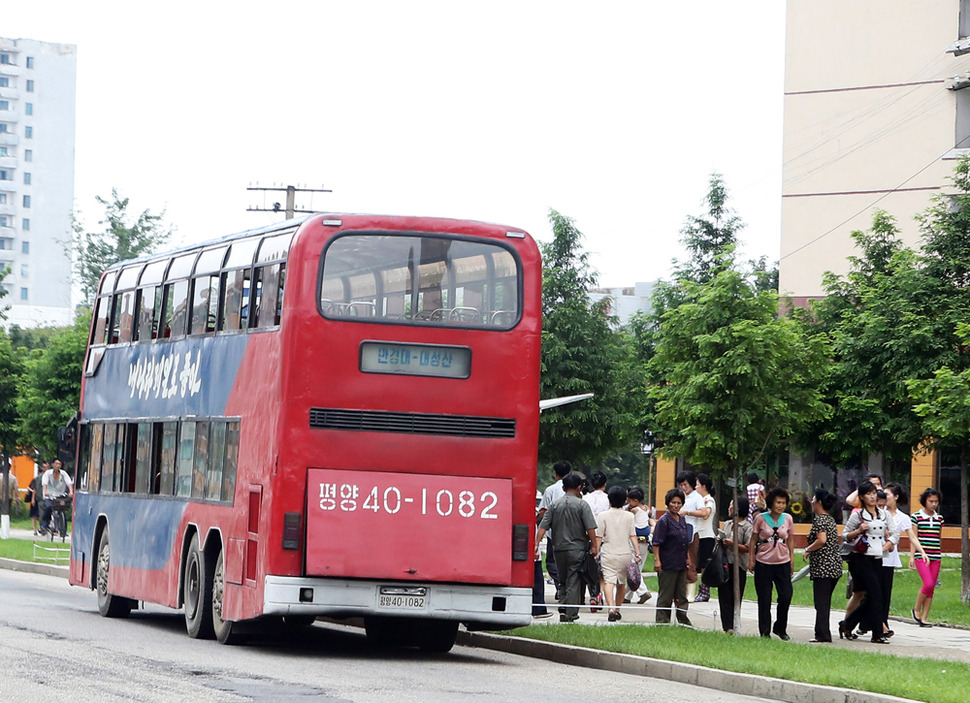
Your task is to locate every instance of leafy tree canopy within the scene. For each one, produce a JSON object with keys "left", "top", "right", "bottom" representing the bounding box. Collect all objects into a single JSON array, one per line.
[{"left": 73, "top": 189, "right": 172, "bottom": 306}]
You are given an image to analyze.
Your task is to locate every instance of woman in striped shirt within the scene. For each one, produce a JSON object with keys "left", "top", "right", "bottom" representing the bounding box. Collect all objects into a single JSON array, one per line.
[{"left": 911, "top": 487, "right": 944, "bottom": 627}]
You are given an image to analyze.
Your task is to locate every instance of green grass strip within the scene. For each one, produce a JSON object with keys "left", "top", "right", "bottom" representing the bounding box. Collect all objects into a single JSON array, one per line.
[{"left": 509, "top": 624, "right": 965, "bottom": 703}]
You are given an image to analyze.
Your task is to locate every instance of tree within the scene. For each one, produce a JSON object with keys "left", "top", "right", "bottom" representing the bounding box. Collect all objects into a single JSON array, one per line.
[
  {"left": 648, "top": 262, "right": 829, "bottom": 631},
  {"left": 17, "top": 312, "right": 89, "bottom": 459},
  {"left": 539, "top": 209, "right": 639, "bottom": 464},
  {"left": 0, "top": 329, "right": 24, "bottom": 499},
  {"left": 0, "top": 264, "right": 9, "bottom": 321},
  {"left": 676, "top": 173, "right": 745, "bottom": 285},
  {"left": 73, "top": 189, "right": 172, "bottom": 306}
]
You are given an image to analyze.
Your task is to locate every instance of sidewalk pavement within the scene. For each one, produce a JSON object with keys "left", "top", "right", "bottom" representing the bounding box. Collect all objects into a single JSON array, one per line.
[{"left": 531, "top": 573, "right": 970, "bottom": 665}]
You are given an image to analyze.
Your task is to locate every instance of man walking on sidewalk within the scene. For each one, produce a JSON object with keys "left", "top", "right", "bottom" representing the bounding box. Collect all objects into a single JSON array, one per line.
[{"left": 536, "top": 473, "right": 598, "bottom": 622}]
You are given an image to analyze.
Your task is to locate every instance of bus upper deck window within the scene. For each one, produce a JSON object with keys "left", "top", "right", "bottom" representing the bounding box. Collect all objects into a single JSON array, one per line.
[{"left": 320, "top": 234, "right": 521, "bottom": 329}]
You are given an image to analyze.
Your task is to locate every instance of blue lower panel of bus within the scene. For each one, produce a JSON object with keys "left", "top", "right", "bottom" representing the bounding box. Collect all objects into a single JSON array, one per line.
[{"left": 72, "top": 493, "right": 188, "bottom": 572}]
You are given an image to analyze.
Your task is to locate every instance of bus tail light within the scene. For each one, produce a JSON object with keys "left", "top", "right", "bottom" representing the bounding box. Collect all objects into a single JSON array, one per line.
[
  {"left": 512, "top": 524, "right": 529, "bottom": 561},
  {"left": 283, "top": 512, "right": 301, "bottom": 550}
]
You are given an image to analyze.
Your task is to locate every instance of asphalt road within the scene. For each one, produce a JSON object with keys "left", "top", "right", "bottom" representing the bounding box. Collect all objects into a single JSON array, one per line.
[{"left": 0, "top": 569, "right": 767, "bottom": 703}]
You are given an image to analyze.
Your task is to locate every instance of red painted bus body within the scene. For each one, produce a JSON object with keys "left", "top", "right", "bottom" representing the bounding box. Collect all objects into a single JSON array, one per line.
[{"left": 70, "top": 214, "right": 541, "bottom": 647}]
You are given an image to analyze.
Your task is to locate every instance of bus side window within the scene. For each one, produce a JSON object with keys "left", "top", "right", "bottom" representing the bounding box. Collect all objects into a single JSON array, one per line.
[
  {"left": 101, "top": 423, "right": 119, "bottom": 493},
  {"left": 191, "top": 421, "right": 208, "bottom": 500},
  {"left": 159, "top": 422, "right": 178, "bottom": 495},
  {"left": 176, "top": 421, "right": 195, "bottom": 498},
  {"left": 222, "top": 421, "right": 239, "bottom": 503},
  {"left": 117, "top": 291, "right": 136, "bottom": 344},
  {"left": 275, "top": 263, "right": 286, "bottom": 325},
  {"left": 249, "top": 268, "right": 264, "bottom": 328},
  {"left": 92, "top": 296, "right": 110, "bottom": 346},
  {"left": 207, "top": 421, "right": 227, "bottom": 501},
  {"left": 106, "top": 296, "right": 120, "bottom": 345},
  {"left": 256, "top": 264, "right": 280, "bottom": 328},
  {"left": 191, "top": 276, "right": 219, "bottom": 335},
  {"left": 134, "top": 423, "right": 152, "bottom": 494},
  {"left": 168, "top": 280, "right": 190, "bottom": 339},
  {"left": 220, "top": 269, "right": 244, "bottom": 331},
  {"left": 160, "top": 284, "right": 175, "bottom": 338},
  {"left": 88, "top": 424, "right": 104, "bottom": 493},
  {"left": 240, "top": 269, "right": 252, "bottom": 329}
]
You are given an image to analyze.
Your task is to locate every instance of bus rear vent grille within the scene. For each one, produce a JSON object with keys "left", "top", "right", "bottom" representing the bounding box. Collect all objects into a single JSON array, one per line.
[{"left": 309, "top": 408, "right": 516, "bottom": 438}]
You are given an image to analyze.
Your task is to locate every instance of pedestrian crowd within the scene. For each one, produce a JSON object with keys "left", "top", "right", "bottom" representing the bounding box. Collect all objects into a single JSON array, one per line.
[{"left": 535, "top": 465, "right": 947, "bottom": 643}]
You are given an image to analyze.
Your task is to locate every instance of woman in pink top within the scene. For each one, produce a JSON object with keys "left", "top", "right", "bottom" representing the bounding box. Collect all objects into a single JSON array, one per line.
[{"left": 748, "top": 487, "right": 794, "bottom": 639}]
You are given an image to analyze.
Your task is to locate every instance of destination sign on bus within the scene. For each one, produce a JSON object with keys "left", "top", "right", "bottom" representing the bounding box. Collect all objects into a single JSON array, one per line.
[
  {"left": 306, "top": 468, "right": 512, "bottom": 583},
  {"left": 359, "top": 342, "right": 470, "bottom": 378}
]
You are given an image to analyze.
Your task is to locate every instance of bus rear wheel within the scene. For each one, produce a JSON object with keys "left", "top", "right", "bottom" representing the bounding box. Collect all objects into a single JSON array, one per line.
[
  {"left": 418, "top": 620, "right": 458, "bottom": 653},
  {"left": 212, "top": 548, "right": 246, "bottom": 645},
  {"left": 183, "top": 535, "right": 215, "bottom": 639},
  {"left": 96, "top": 529, "right": 133, "bottom": 618}
]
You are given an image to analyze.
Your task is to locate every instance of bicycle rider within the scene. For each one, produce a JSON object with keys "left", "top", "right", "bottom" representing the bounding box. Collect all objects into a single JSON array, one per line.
[{"left": 41, "top": 459, "right": 73, "bottom": 537}]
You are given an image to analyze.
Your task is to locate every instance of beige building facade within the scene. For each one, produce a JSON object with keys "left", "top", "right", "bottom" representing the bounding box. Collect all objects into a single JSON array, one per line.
[{"left": 780, "top": 0, "right": 970, "bottom": 304}]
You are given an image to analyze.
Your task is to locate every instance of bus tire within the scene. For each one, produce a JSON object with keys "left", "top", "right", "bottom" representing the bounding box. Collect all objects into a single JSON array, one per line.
[
  {"left": 363, "top": 616, "right": 409, "bottom": 648},
  {"left": 283, "top": 614, "right": 316, "bottom": 628},
  {"left": 212, "top": 548, "right": 246, "bottom": 645},
  {"left": 183, "top": 535, "right": 215, "bottom": 639},
  {"left": 96, "top": 529, "right": 133, "bottom": 618},
  {"left": 417, "top": 620, "right": 458, "bottom": 653}
]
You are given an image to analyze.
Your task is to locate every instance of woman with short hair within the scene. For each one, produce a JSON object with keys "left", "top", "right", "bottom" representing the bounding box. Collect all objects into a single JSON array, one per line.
[
  {"left": 803, "top": 489, "right": 841, "bottom": 642},
  {"left": 911, "top": 487, "right": 944, "bottom": 627},
  {"left": 748, "top": 487, "right": 794, "bottom": 639},
  {"left": 653, "top": 488, "right": 692, "bottom": 626},
  {"left": 594, "top": 486, "right": 640, "bottom": 622}
]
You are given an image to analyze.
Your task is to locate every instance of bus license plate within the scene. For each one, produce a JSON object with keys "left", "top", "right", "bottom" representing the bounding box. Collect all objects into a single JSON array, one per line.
[{"left": 378, "top": 594, "right": 426, "bottom": 610}]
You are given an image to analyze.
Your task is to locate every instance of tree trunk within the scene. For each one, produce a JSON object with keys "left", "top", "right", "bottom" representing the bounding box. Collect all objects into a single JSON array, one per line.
[{"left": 961, "top": 448, "right": 969, "bottom": 604}]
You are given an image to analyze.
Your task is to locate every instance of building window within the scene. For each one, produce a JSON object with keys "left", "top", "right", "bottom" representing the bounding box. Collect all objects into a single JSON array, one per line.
[
  {"left": 0, "top": 216, "right": 6, "bottom": 227},
  {"left": 0, "top": 238, "right": 11, "bottom": 250},
  {"left": 0, "top": 148, "right": 6, "bottom": 156},
  {"left": 23, "top": 173, "right": 30, "bottom": 185},
  {"left": 20, "top": 287, "right": 27, "bottom": 300},
  {"left": 21, "top": 241, "right": 28, "bottom": 254},
  {"left": 25, "top": 57, "right": 34, "bottom": 69},
  {"left": 25, "top": 80, "right": 34, "bottom": 92},
  {"left": 22, "top": 195, "right": 30, "bottom": 208},
  {"left": 24, "top": 126, "right": 32, "bottom": 139},
  {"left": 22, "top": 218, "right": 29, "bottom": 231},
  {"left": 0, "top": 124, "right": 7, "bottom": 134},
  {"left": 25, "top": 103, "right": 32, "bottom": 116},
  {"left": 0, "top": 54, "right": 10, "bottom": 66},
  {"left": 20, "top": 264, "right": 27, "bottom": 278},
  {"left": 0, "top": 78, "right": 7, "bottom": 88},
  {"left": 24, "top": 150, "right": 31, "bottom": 162},
  {"left": 0, "top": 170, "right": 10, "bottom": 181},
  {"left": 0, "top": 101, "right": 8, "bottom": 111},
  {"left": 0, "top": 194, "right": 5, "bottom": 204}
]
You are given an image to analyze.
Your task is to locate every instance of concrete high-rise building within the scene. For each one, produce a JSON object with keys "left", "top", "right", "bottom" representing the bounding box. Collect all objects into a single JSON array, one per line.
[
  {"left": 780, "top": 0, "right": 970, "bottom": 306},
  {"left": 0, "top": 37, "right": 75, "bottom": 328}
]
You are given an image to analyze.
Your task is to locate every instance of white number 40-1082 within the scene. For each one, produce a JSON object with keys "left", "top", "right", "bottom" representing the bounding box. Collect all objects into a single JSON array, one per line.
[{"left": 361, "top": 487, "right": 498, "bottom": 519}]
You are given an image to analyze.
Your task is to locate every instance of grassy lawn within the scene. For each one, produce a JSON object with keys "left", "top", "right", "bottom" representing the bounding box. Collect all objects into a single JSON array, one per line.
[{"left": 509, "top": 624, "right": 965, "bottom": 703}]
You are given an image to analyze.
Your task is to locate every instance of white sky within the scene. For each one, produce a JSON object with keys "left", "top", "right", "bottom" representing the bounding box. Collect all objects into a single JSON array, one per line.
[{"left": 8, "top": 1, "right": 786, "bottom": 286}]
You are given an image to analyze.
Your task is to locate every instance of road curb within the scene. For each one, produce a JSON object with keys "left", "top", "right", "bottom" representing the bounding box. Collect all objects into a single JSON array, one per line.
[
  {"left": 457, "top": 631, "right": 919, "bottom": 703},
  {"left": 0, "top": 557, "right": 68, "bottom": 579}
]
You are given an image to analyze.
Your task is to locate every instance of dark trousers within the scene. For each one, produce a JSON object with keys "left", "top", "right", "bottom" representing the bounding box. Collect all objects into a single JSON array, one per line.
[
  {"left": 717, "top": 564, "right": 747, "bottom": 631},
  {"left": 532, "top": 559, "right": 548, "bottom": 616},
  {"left": 811, "top": 576, "right": 840, "bottom": 641},
  {"left": 545, "top": 544, "right": 560, "bottom": 591},
  {"left": 754, "top": 561, "right": 792, "bottom": 637},
  {"left": 844, "top": 555, "right": 884, "bottom": 639},
  {"left": 554, "top": 548, "right": 585, "bottom": 619},
  {"left": 656, "top": 570, "right": 691, "bottom": 624},
  {"left": 880, "top": 566, "right": 895, "bottom": 629}
]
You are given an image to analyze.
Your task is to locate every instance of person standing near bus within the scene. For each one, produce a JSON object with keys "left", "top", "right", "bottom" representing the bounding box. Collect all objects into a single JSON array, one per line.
[
  {"left": 41, "top": 459, "right": 73, "bottom": 536},
  {"left": 535, "top": 473, "right": 598, "bottom": 623},
  {"left": 29, "top": 464, "right": 47, "bottom": 535},
  {"left": 536, "top": 461, "right": 570, "bottom": 598}
]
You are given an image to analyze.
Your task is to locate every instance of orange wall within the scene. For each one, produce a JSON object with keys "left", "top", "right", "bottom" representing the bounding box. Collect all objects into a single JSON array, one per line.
[
  {"left": 655, "top": 456, "right": 676, "bottom": 509},
  {"left": 10, "top": 456, "right": 35, "bottom": 496}
]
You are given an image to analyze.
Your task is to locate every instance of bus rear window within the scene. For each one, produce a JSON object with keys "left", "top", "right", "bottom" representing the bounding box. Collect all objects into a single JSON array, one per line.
[{"left": 320, "top": 234, "right": 520, "bottom": 328}]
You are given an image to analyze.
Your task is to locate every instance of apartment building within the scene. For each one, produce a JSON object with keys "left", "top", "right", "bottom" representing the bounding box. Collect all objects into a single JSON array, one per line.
[
  {"left": 780, "top": 1, "right": 970, "bottom": 518},
  {"left": 0, "top": 37, "right": 75, "bottom": 328}
]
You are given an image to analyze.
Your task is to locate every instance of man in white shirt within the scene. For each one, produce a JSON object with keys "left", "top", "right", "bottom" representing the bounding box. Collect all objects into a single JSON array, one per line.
[
  {"left": 678, "top": 471, "right": 702, "bottom": 600},
  {"left": 536, "top": 461, "right": 571, "bottom": 598},
  {"left": 582, "top": 471, "right": 610, "bottom": 609}
]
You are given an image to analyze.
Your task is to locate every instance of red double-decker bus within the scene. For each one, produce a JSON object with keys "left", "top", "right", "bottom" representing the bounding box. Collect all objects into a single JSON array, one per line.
[{"left": 70, "top": 213, "right": 541, "bottom": 650}]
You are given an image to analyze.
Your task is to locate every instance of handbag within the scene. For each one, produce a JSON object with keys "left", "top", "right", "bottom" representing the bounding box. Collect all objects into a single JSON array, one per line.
[
  {"left": 701, "top": 539, "right": 730, "bottom": 587},
  {"left": 581, "top": 549, "right": 601, "bottom": 587},
  {"left": 626, "top": 559, "right": 642, "bottom": 591}
]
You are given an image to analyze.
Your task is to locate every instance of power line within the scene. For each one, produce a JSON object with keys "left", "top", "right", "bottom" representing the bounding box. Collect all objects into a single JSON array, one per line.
[{"left": 247, "top": 184, "right": 332, "bottom": 219}]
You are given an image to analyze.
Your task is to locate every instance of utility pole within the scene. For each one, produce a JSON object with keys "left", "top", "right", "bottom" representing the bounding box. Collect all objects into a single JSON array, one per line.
[{"left": 246, "top": 184, "right": 332, "bottom": 219}]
